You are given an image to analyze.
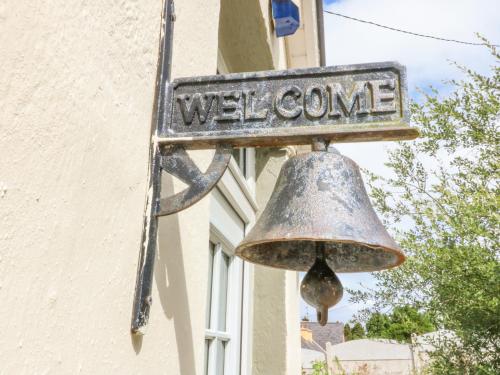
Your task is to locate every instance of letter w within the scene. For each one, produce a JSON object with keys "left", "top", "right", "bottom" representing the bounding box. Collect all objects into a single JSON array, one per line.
[{"left": 177, "top": 93, "right": 215, "bottom": 125}]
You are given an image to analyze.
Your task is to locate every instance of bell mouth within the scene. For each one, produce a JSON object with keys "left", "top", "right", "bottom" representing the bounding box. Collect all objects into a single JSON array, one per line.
[{"left": 236, "top": 238, "right": 405, "bottom": 272}]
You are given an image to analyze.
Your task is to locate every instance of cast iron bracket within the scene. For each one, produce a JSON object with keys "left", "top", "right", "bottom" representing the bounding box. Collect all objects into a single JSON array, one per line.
[
  {"left": 131, "top": 0, "right": 174, "bottom": 335},
  {"left": 131, "top": 0, "right": 234, "bottom": 334},
  {"left": 158, "top": 144, "right": 232, "bottom": 216}
]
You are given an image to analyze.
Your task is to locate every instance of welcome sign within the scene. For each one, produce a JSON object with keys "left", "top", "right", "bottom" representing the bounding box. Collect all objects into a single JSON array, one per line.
[{"left": 157, "top": 62, "right": 417, "bottom": 148}]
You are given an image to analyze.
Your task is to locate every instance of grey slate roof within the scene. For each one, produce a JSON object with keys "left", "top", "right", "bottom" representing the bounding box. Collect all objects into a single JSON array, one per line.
[
  {"left": 301, "top": 336, "right": 326, "bottom": 353},
  {"left": 301, "top": 322, "right": 344, "bottom": 350}
]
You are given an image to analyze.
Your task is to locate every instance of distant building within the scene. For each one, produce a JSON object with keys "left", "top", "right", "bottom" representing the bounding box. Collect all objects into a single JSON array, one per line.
[
  {"left": 301, "top": 321, "right": 344, "bottom": 373},
  {"left": 301, "top": 325, "right": 326, "bottom": 374},
  {"left": 301, "top": 321, "right": 345, "bottom": 350}
]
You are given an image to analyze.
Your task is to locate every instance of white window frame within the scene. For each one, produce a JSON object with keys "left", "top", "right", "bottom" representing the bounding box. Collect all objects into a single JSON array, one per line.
[
  {"left": 205, "top": 237, "right": 242, "bottom": 375},
  {"left": 203, "top": 49, "right": 258, "bottom": 375},
  {"left": 206, "top": 187, "right": 253, "bottom": 375}
]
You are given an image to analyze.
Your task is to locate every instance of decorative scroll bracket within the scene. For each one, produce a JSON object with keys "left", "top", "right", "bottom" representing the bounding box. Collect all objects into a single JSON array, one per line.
[{"left": 158, "top": 144, "right": 232, "bottom": 216}]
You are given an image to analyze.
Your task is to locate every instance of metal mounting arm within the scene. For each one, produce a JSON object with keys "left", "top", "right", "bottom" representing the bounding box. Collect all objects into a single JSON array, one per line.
[
  {"left": 131, "top": 0, "right": 233, "bottom": 334},
  {"left": 131, "top": 0, "right": 176, "bottom": 335}
]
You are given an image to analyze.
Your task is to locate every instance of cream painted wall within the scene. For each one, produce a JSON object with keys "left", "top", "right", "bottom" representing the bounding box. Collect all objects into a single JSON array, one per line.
[
  {"left": 0, "top": 0, "right": 219, "bottom": 373},
  {"left": 219, "top": 0, "right": 274, "bottom": 73},
  {"left": 252, "top": 148, "right": 302, "bottom": 375},
  {"left": 285, "top": 271, "right": 302, "bottom": 374},
  {"left": 285, "top": 0, "right": 321, "bottom": 69},
  {"left": 1, "top": 0, "right": 318, "bottom": 374}
]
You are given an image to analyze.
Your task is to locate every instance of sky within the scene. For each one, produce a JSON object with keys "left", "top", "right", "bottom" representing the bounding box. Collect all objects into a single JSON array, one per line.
[{"left": 300, "top": 0, "right": 500, "bottom": 324}]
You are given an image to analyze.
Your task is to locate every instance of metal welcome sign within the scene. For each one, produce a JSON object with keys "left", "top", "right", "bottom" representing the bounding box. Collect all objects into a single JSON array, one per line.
[
  {"left": 159, "top": 63, "right": 414, "bottom": 148},
  {"left": 132, "top": 0, "right": 418, "bottom": 334}
]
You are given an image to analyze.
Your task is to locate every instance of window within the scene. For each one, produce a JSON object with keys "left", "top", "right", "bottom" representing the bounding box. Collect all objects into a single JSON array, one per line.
[
  {"left": 232, "top": 149, "right": 247, "bottom": 177},
  {"left": 205, "top": 241, "right": 236, "bottom": 375},
  {"left": 205, "top": 49, "right": 258, "bottom": 375},
  {"left": 205, "top": 188, "right": 246, "bottom": 375},
  {"left": 218, "top": 50, "right": 252, "bottom": 181}
]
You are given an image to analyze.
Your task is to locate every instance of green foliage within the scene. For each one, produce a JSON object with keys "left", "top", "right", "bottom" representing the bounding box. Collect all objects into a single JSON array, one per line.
[
  {"left": 350, "top": 39, "right": 500, "bottom": 373},
  {"left": 351, "top": 322, "right": 365, "bottom": 340},
  {"left": 343, "top": 323, "right": 351, "bottom": 341},
  {"left": 365, "top": 312, "right": 390, "bottom": 338},
  {"left": 310, "top": 360, "right": 329, "bottom": 375},
  {"left": 344, "top": 321, "right": 366, "bottom": 341},
  {"left": 366, "top": 306, "right": 434, "bottom": 342}
]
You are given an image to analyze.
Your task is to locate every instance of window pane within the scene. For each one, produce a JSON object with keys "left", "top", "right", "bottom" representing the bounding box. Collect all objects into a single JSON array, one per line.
[
  {"left": 231, "top": 149, "right": 240, "bottom": 168},
  {"left": 206, "top": 243, "right": 215, "bottom": 329},
  {"left": 241, "top": 149, "right": 247, "bottom": 176},
  {"left": 217, "top": 252, "right": 229, "bottom": 331},
  {"left": 231, "top": 149, "right": 247, "bottom": 177},
  {"left": 215, "top": 339, "right": 225, "bottom": 375},
  {"left": 204, "top": 339, "right": 210, "bottom": 375}
]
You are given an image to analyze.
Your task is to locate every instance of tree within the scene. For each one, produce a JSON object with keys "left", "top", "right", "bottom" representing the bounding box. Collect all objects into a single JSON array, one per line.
[
  {"left": 343, "top": 323, "right": 351, "bottom": 341},
  {"left": 351, "top": 39, "right": 500, "bottom": 374},
  {"left": 344, "top": 321, "right": 365, "bottom": 341},
  {"left": 365, "top": 312, "right": 391, "bottom": 338},
  {"left": 366, "top": 306, "right": 434, "bottom": 342},
  {"left": 350, "top": 322, "right": 366, "bottom": 340}
]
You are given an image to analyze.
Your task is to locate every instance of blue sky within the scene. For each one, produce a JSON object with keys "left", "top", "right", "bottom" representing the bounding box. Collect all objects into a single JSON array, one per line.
[{"left": 300, "top": 0, "right": 500, "bottom": 324}]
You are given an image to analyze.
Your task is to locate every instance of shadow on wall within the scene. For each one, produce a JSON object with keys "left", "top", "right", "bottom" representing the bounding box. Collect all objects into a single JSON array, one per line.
[
  {"left": 130, "top": 174, "right": 197, "bottom": 375},
  {"left": 128, "top": 10, "right": 197, "bottom": 370},
  {"left": 156, "top": 174, "right": 197, "bottom": 375}
]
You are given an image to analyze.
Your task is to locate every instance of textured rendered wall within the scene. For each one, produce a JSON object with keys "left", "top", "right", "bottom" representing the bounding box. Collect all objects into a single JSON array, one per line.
[
  {"left": 253, "top": 148, "right": 302, "bottom": 375},
  {"left": 0, "top": 0, "right": 219, "bottom": 373}
]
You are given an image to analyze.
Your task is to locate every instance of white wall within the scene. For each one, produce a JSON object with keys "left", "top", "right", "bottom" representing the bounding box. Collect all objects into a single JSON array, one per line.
[
  {"left": 0, "top": 1, "right": 219, "bottom": 373},
  {"left": 327, "top": 339, "right": 414, "bottom": 375}
]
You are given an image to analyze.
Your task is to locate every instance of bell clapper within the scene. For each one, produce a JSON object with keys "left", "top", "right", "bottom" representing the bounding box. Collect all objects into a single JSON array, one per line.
[
  {"left": 317, "top": 305, "right": 329, "bottom": 326},
  {"left": 300, "top": 242, "right": 344, "bottom": 326}
]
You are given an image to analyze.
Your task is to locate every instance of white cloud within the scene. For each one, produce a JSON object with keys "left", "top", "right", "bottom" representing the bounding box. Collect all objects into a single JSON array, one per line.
[
  {"left": 324, "top": 0, "right": 499, "bottom": 194},
  {"left": 299, "top": 0, "right": 499, "bottom": 324},
  {"left": 324, "top": 0, "right": 499, "bottom": 90}
]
